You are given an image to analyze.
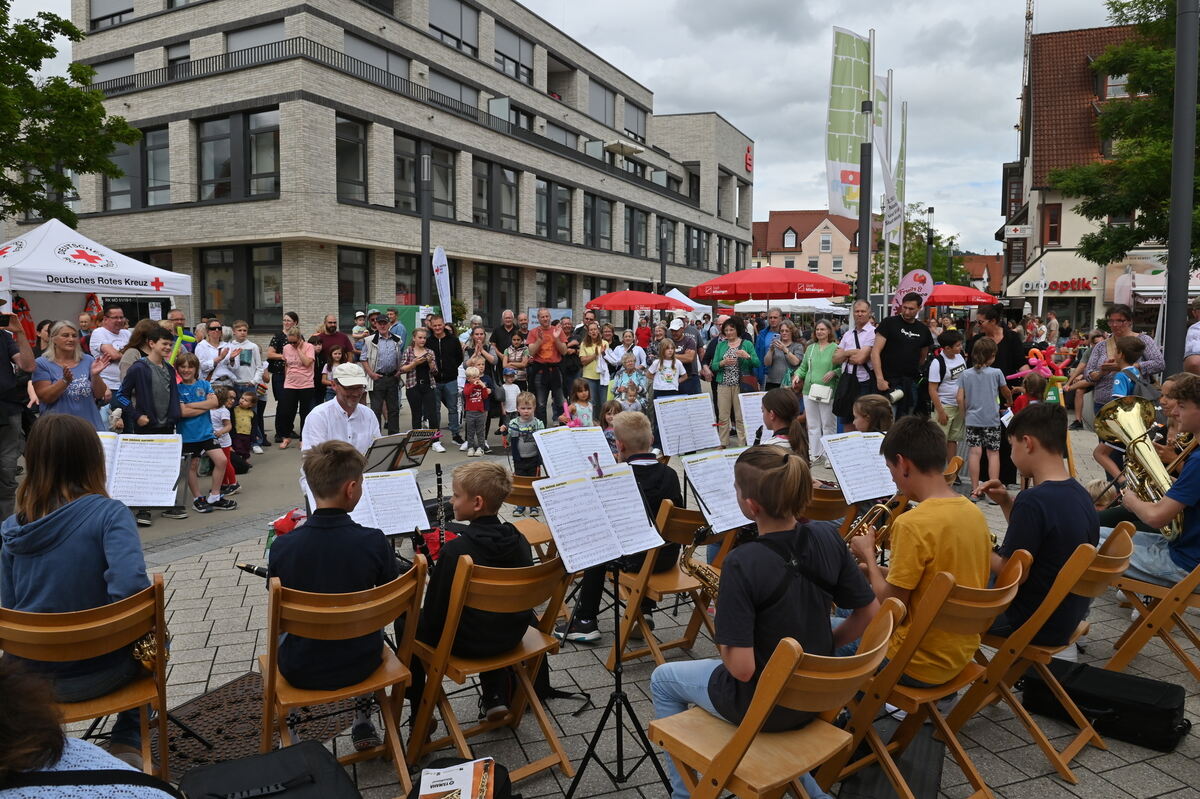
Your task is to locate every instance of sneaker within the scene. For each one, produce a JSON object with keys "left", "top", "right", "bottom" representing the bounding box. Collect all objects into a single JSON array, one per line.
[
  {"left": 252, "top": 445, "right": 264, "bottom": 455},
  {"left": 512, "top": 506, "right": 526, "bottom": 518},
  {"left": 1069, "top": 420, "right": 1084, "bottom": 431},
  {"left": 208, "top": 497, "right": 238, "bottom": 511},
  {"left": 473, "top": 448, "right": 484, "bottom": 457},
  {"left": 135, "top": 510, "right": 153, "bottom": 527},
  {"left": 1052, "top": 642, "right": 1079, "bottom": 662},
  {"left": 479, "top": 691, "right": 509, "bottom": 723},
  {"left": 221, "top": 482, "right": 241, "bottom": 496},
  {"left": 452, "top": 434, "right": 465, "bottom": 445},
  {"left": 431, "top": 441, "right": 446, "bottom": 453},
  {"left": 193, "top": 497, "right": 214, "bottom": 514},
  {"left": 161, "top": 506, "right": 188, "bottom": 520},
  {"left": 530, "top": 506, "right": 540, "bottom": 518},
  {"left": 629, "top": 615, "right": 657, "bottom": 641},
  {"left": 459, "top": 440, "right": 470, "bottom": 452},
  {"left": 554, "top": 616, "right": 601, "bottom": 643},
  {"left": 351, "top": 721, "right": 382, "bottom": 752},
  {"left": 481, "top": 442, "right": 492, "bottom": 453}
]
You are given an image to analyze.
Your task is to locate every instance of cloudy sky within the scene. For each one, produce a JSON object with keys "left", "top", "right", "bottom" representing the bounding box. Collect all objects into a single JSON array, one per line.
[{"left": 17, "top": 0, "right": 1113, "bottom": 253}]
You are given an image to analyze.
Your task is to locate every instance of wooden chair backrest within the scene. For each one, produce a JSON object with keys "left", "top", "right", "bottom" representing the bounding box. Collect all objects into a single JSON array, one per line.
[
  {"left": 944, "top": 456, "right": 963, "bottom": 485},
  {"left": 1072, "top": 522, "right": 1134, "bottom": 598},
  {"left": 655, "top": 499, "right": 726, "bottom": 548},
  {"left": 988, "top": 543, "right": 1097, "bottom": 659},
  {"left": 506, "top": 474, "right": 542, "bottom": 509},
  {"left": 0, "top": 573, "right": 163, "bottom": 663},
  {"left": 931, "top": 550, "right": 1031, "bottom": 636},
  {"left": 806, "top": 486, "right": 851, "bottom": 522}
]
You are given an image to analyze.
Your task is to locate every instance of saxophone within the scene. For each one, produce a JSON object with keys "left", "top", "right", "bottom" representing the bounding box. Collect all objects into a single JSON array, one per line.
[{"left": 679, "top": 525, "right": 721, "bottom": 600}]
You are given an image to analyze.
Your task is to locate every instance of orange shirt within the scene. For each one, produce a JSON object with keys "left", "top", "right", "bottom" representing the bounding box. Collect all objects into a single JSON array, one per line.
[{"left": 527, "top": 326, "right": 565, "bottom": 364}]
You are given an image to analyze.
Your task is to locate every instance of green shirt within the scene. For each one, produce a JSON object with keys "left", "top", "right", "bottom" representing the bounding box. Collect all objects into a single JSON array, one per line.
[{"left": 791, "top": 341, "right": 839, "bottom": 395}]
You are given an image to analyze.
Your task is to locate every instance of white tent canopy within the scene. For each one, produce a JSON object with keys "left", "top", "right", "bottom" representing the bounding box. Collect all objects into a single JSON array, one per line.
[
  {"left": 734, "top": 298, "right": 850, "bottom": 315},
  {"left": 0, "top": 219, "right": 191, "bottom": 298},
  {"left": 665, "top": 288, "right": 711, "bottom": 319}
]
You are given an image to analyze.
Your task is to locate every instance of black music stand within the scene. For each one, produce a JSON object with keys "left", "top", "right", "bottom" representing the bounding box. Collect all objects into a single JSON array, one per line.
[{"left": 363, "top": 429, "right": 437, "bottom": 473}]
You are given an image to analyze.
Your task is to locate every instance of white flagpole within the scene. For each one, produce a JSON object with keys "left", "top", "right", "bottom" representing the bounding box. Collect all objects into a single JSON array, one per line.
[
  {"left": 883, "top": 70, "right": 895, "bottom": 300},
  {"left": 897, "top": 102, "right": 907, "bottom": 282}
]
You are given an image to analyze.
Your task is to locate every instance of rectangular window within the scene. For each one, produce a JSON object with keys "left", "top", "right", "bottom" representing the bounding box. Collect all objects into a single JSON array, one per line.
[
  {"left": 226, "top": 21, "right": 284, "bottom": 52},
  {"left": 1006, "top": 176, "right": 1022, "bottom": 220},
  {"left": 105, "top": 142, "right": 133, "bottom": 211},
  {"left": 536, "top": 179, "right": 571, "bottom": 241},
  {"left": 832, "top": 256, "right": 843, "bottom": 273},
  {"left": 431, "top": 147, "right": 455, "bottom": 219},
  {"left": 472, "top": 158, "right": 491, "bottom": 226},
  {"left": 91, "top": 56, "right": 135, "bottom": 88},
  {"left": 509, "top": 107, "right": 533, "bottom": 130},
  {"left": 251, "top": 245, "right": 283, "bottom": 328},
  {"left": 494, "top": 24, "right": 533, "bottom": 84},
  {"left": 335, "top": 115, "right": 367, "bottom": 202},
  {"left": 545, "top": 122, "right": 577, "bottom": 149},
  {"left": 808, "top": 257, "right": 818, "bottom": 272},
  {"left": 588, "top": 79, "right": 616, "bottom": 127},
  {"left": 554, "top": 184, "right": 571, "bottom": 242},
  {"left": 472, "top": 263, "right": 491, "bottom": 327},
  {"left": 198, "top": 117, "right": 232, "bottom": 200},
  {"left": 429, "top": 71, "right": 479, "bottom": 111},
  {"left": 623, "top": 159, "right": 645, "bottom": 179},
  {"left": 1108, "top": 211, "right": 1134, "bottom": 228},
  {"left": 624, "top": 101, "right": 647, "bottom": 142},
  {"left": 625, "top": 206, "right": 647, "bottom": 257},
  {"left": 1008, "top": 239, "right": 1026, "bottom": 275},
  {"left": 143, "top": 128, "right": 170, "bottom": 207},
  {"left": 337, "top": 247, "right": 370, "bottom": 324},
  {"left": 395, "top": 254, "right": 418, "bottom": 305},
  {"left": 659, "top": 217, "right": 676, "bottom": 262},
  {"left": 199, "top": 245, "right": 281, "bottom": 331},
  {"left": 498, "top": 167, "right": 518, "bottom": 232},
  {"left": 1042, "top": 203, "right": 1062, "bottom": 246},
  {"left": 363, "top": 0, "right": 393, "bottom": 12},
  {"left": 718, "top": 237, "right": 731, "bottom": 272},
  {"left": 1105, "top": 74, "right": 1128, "bottom": 99},
  {"left": 91, "top": 0, "right": 133, "bottom": 30},
  {"left": 538, "top": 270, "right": 573, "bottom": 309},
  {"left": 394, "top": 134, "right": 416, "bottom": 212},
  {"left": 685, "top": 226, "right": 709, "bottom": 269},
  {"left": 428, "top": 0, "right": 478, "bottom": 56},
  {"left": 820, "top": 233, "right": 832, "bottom": 252},
  {"left": 784, "top": 257, "right": 795, "bottom": 269},
  {"left": 584, "top": 194, "right": 612, "bottom": 250},
  {"left": 247, "top": 109, "right": 279, "bottom": 195},
  {"left": 166, "top": 42, "right": 190, "bottom": 79},
  {"left": 536, "top": 179, "right": 548, "bottom": 237},
  {"left": 201, "top": 248, "right": 235, "bottom": 321},
  {"left": 344, "top": 32, "right": 408, "bottom": 79}
]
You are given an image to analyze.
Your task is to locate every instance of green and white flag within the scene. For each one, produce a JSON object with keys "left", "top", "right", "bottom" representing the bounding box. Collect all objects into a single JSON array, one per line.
[
  {"left": 873, "top": 72, "right": 890, "bottom": 163},
  {"left": 890, "top": 104, "right": 907, "bottom": 244},
  {"left": 825, "top": 27, "right": 871, "bottom": 219}
]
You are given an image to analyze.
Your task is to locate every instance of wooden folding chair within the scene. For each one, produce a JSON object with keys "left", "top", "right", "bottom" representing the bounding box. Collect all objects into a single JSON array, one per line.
[
  {"left": 650, "top": 598, "right": 904, "bottom": 799},
  {"left": 944, "top": 455, "right": 963, "bottom": 485},
  {"left": 946, "top": 524, "right": 1134, "bottom": 783},
  {"left": 409, "top": 556, "right": 574, "bottom": 783},
  {"left": 506, "top": 474, "right": 555, "bottom": 561},
  {"left": 607, "top": 500, "right": 724, "bottom": 671},
  {"left": 1106, "top": 534, "right": 1200, "bottom": 681},
  {"left": 0, "top": 574, "right": 170, "bottom": 779},
  {"left": 807, "top": 486, "right": 851, "bottom": 522},
  {"left": 259, "top": 558, "right": 427, "bottom": 795},
  {"left": 816, "top": 552, "right": 1032, "bottom": 799}
]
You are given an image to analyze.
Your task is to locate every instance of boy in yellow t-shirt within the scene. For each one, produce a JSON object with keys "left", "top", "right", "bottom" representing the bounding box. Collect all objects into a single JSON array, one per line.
[{"left": 848, "top": 416, "right": 992, "bottom": 686}]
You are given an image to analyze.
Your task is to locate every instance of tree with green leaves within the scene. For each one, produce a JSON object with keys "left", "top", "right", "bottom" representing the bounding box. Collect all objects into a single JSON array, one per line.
[
  {"left": 0, "top": 1, "right": 139, "bottom": 227},
  {"left": 1048, "top": 0, "right": 1200, "bottom": 266},
  {"left": 869, "top": 202, "right": 965, "bottom": 293}
]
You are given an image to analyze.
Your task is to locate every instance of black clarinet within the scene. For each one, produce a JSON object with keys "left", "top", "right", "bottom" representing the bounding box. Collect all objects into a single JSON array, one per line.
[{"left": 436, "top": 463, "right": 447, "bottom": 550}]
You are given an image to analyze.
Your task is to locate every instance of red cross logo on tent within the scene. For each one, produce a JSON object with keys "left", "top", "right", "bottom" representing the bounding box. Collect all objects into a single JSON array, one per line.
[
  {"left": 151, "top": 277, "right": 165, "bottom": 291},
  {"left": 70, "top": 249, "right": 103, "bottom": 264}
]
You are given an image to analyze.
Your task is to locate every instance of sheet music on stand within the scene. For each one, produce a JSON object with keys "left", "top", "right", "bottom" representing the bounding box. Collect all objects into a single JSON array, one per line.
[
  {"left": 654, "top": 394, "right": 720, "bottom": 456},
  {"left": 681, "top": 449, "right": 752, "bottom": 533},
  {"left": 97, "top": 432, "right": 183, "bottom": 507},
  {"left": 533, "top": 426, "right": 615, "bottom": 477},
  {"left": 737, "top": 392, "right": 766, "bottom": 443},
  {"left": 349, "top": 469, "right": 431, "bottom": 537},
  {"left": 819, "top": 431, "right": 896, "bottom": 504},
  {"left": 533, "top": 463, "right": 664, "bottom": 573}
]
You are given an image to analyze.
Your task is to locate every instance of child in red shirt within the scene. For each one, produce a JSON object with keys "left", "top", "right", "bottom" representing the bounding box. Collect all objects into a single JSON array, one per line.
[{"left": 462, "top": 366, "right": 491, "bottom": 456}]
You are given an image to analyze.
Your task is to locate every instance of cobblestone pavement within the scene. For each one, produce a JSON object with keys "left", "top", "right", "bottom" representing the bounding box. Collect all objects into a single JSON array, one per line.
[{"left": 108, "top": 430, "right": 1200, "bottom": 799}]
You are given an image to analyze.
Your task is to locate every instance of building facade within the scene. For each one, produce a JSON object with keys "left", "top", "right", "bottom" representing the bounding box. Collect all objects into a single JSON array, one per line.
[
  {"left": 750, "top": 210, "right": 859, "bottom": 286},
  {"left": 48, "top": 0, "right": 754, "bottom": 331},
  {"left": 998, "top": 24, "right": 1168, "bottom": 331}
]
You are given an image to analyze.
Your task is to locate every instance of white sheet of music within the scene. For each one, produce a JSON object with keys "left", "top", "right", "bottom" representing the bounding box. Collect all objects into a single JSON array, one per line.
[
  {"left": 737, "top": 392, "right": 766, "bottom": 443},
  {"left": 107, "top": 434, "right": 182, "bottom": 507},
  {"left": 820, "top": 432, "right": 896, "bottom": 504},
  {"left": 681, "top": 449, "right": 753, "bottom": 532},
  {"left": 97, "top": 432, "right": 118, "bottom": 485},
  {"left": 350, "top": 470, "right": 430, "bottom": 537},
  {"left": 534, "top": 474, "right": 623, "bottom": 572},
  {"left": 591, "top": 465, "right": 666, "bottom": 555},
  {"left": 654, "top": 394, "right": 720, "bottom": 456},
  {"left": 533, "top": 426, "right": 615, "bottom": 477}
]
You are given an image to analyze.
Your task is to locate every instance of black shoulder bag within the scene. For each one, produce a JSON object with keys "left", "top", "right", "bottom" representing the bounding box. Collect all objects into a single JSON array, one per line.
[{"left": 831, "top": 329, "right": 862, "bottom": 418}]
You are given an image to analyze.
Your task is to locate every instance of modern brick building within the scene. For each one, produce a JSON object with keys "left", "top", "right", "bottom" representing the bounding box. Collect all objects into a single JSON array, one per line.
[{"left": 49, "top": 0, "right": 754, "bottom": 332}]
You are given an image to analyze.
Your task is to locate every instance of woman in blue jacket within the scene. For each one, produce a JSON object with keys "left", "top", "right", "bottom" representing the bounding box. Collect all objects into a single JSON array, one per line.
[{"left": 0, "top": 414, "right": 151, "bottom": 769}]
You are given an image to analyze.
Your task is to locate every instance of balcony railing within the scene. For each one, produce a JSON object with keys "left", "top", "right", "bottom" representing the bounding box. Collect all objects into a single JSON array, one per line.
[{"left": 91, "top": 37, "right": 699, "bottom": 208}]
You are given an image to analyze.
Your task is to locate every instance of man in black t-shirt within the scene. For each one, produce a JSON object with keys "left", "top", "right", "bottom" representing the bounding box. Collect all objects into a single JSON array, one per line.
[{"left": 871, "top": 292, "right": 933, "bottom": 418}]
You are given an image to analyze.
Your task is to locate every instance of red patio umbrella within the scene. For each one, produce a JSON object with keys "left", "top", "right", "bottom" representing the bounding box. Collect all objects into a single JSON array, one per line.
[
  {"left": 690, "top": 267, "right": 852, "bottom": 301},
  {"left": 585, "top": 290, "right": 692, "bottom": 311},
  {"left": 923, "top": 283, "right": 999, "bottom": 307}
]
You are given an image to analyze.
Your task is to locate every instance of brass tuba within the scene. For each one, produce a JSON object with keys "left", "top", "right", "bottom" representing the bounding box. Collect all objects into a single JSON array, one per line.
[
  {"left": 843, "top": 494, "right": 909, "bottom": 551},
  {"left": 1095, "top": 396, "right": 1183, "bottom": 540}
]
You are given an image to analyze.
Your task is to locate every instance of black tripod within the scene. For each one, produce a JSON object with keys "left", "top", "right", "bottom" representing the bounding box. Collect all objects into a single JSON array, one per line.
[{"left": 565, "top": 562, "right": 671, "bottom": 797}]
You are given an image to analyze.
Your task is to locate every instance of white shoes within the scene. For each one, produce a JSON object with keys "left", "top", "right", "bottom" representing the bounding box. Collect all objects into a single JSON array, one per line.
[
  {"left": 431, "top": 441, "right": 446, "bottom": 453},
  {"left": 459, "top": 440, "right": 470, "bottom": 451},
  {"left": 468, "top": 447, "right": 482, "bottom": 457},
  {"left": 251, "top": 445, "right": 264, "bottom": 455}
]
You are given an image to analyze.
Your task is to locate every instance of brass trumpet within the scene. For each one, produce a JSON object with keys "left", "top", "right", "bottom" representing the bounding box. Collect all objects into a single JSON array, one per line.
[
  {"left": 843, "top": 493, "right": 909, "bottom": 551},
  {"left": 1096, "top": 396, "right": 1184, "bottom": 540}
]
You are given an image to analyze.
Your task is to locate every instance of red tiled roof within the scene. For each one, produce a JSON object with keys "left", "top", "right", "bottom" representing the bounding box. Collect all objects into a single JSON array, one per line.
[
  {"left": 752, "top": 221, "right": 768, "bottom": 255},
  {"left": 763, "top": 210, "right": 860, "bottom": 253},
  {"left": 960, "top": 254, "right": 1004, "bottom": 293},
  {"left": 1030, "top": 25, "right": 1137, "bottom": 188}
]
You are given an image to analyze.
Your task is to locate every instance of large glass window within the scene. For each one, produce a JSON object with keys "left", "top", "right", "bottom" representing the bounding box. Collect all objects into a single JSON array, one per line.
[
  {"left": 201, "top": 248, "right": 235, "bottom": 320},
  {"left": 200, "top": 245, "right": 282, "bottom": 329},
  {"left": 91, "top": 0, "right": 133, "bottom": 31},
  {"left": 394, "top": 134, "right": 416, "bottom": 212},
  {"left": 472, "top": 264, "right": 491, "bottom": 327},
  {"left": 588, "top": 79, "right": 616, "bottom": 127},
  {"left": 553, "top": 184, "right": 571, "bottom": 242},
  {"left": 658, "top": 217, "right": 676, "bottom": 262},
  {"left": 536, "top": 178, "right": 572, "bottom": 241},
  {"left": 91, "top": 56, "right": 134, "bottom": 89},
  {"left": 166, "top": 42, "right": 190, "bottom": 79},
  {"left": 428, "top": 0, "right": 478, "bottom": 56},
  {"left": 335, "top": 115, "right": 367, "bottom": 202},
  {"left": 537, "top": 270, "right": 573, "bottom": 310},
  {"left": 105, "top": 142, "right": 133, "bottom": 211},
  {"left": 625, "top": 206, "right": 647, "bottom": 257},
  {"left": 337, "top": 248, "right": 370, "bottom": 324},
  {"left": 252, "top": 245, "right": 283, "bottom": 327},
  {"left": 226, "top": 21, "right": 284, "bottom": 52},
  {"left": 1042, "top": 203, "right": 1062, "bottom": 246},
  {"left": 396, "top": 254, "right": 419, "bottom": 304},
  {"left": 686, "top": 226, "right": 709, "bottom": 269},
  {"left": 624, "top": 100, "right": 647, "bottom": 142},
  {"left": 535, "top": 179, "right": 548, "bottom": 237},
  {"left": 431, "top": 146, "right": 455, "bottom": 219},
  {"left": 429, "top": 72, "right": 479, "bottom": 110},
  {"left": 247, "top": 109, "right": 279, "bottom": 195},
  {"left": 509, "top": 107, "right": 533, "bottom": 130},
  {"left": 344, "top": 32, "right": 408, "bottom": 79},
  {"left": 498, "top": 167, "right": 518, "bottom": 232},
  {"left": 584, "top": 194, "right": 612, "bottom": 250},
  {"left": 472, "top": 158, "right": 491, "bottom": 226},
  {"left": 718, "top": 237, "right": 731, "bottom": 272},
  {"left": 494, "top": 25, "right": 533, "bottom": 84},
  {"left": 472, "top": 264, "right": 518, "bottom": 326},
  {"left": 198, "top": 109, "right": 278, "bottom": 203},
  {"left": 545, "top": 122, "right": 576, "bottom": 149},
  {"left": 143, "top": 128, "right": 170, "bottom": 207},
  {"left": 198, "top": 117, "right": 232, "bottom": 200}
]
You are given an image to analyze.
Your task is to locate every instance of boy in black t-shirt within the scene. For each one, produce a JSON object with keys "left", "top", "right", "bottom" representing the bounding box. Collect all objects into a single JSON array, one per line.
[
  {"left": 650, "top": 446, "right": 877, "bottom": 799},
  {"left": 268, "top": 441, "right": 401, "bottom": 752},
  {"left": 976, "top": 403, "right": 1099, "bottom": 650},
  {"left": 871, "top": 292, "right": 934, "bottom": 418}
]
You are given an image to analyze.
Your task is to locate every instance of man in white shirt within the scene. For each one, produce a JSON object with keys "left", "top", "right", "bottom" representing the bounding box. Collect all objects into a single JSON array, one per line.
[
  {"left": 1186, "top": 297, "right": 1200, "bottom": 376},
  {"left": 832, "top": 299, "right": 876, "bottom": 425},
  {"left": 302, "top": 363, "right": 379, "bottom": 455},
  {"left": 89, "top": 305, "right": 131, "bottom": 393},
  {"left": 195, "top": 319, "right": 238, "bottom": 385}
]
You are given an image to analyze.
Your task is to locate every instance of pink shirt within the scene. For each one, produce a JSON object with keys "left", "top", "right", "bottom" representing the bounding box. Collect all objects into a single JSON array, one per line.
[{"left": 283, "top": 342, "right": 315, "bottom": 389}]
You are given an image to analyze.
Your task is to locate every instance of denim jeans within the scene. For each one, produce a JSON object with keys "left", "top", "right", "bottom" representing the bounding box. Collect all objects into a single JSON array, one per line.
[
  {"left": 53, "top": 655, "right": 145, "bottom": 747},
  {"left": 531, "top": 363, "right": 564, "bottom": 426},
  {"left": 1100, "top": 525, "right": 1196, "bottom": 588},
  {"left": 434, "top": 380, "right": 460, "bottom": 436},
  {"left": 0, "top": 410, "right": 22, "bottom": 518},
  {"left": 650, "top": 659, "right": 831, "bottom": 799}
]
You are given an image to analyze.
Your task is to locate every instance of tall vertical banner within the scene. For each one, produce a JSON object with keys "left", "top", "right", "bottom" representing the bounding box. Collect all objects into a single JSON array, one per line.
[
  {"left": 432, "top": 245, "right": 453, "bottom": 325},
  {"left": 825, "top": 27, "right": 871, "bottom": 220},
  {"left": 892, "top": 103, "right": 907, "bottom": 245},
  {"left": 873, "top": 72, "right": 891, "bottom": 164}
]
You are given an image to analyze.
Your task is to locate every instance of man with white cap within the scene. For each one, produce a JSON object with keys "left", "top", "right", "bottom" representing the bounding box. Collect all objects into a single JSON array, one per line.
[
  {"left": 666, "top": 318, "right": 700, "bottom": 395},
  {"left": 301, "top": 362, "right": 379, "bottom": 455}
]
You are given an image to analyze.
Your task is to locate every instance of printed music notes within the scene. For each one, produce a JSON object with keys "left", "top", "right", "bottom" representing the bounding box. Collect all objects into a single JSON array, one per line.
[
  {"left": 534, "top": 463, "right": 664, "bottom": 572},
  {"left": 654, "top": 394, "right": 720, "bottom": 456},
  {"left": 533, "top": 426, "right": 615, "bottom": 476},
  {"left": 681, "top": 449, "right": 752, "bottom": 532},
  {"left": 349, "top": 470, "right": 431, "bottom": 537},
  {"left": 737, "top": 392, "right": 766, "bottom": 443},
  {"left": 97, "top": 432, "right": 183, "bottom": 507},
  {"left": 820, "top": 431, "right": 897, "bottom": 504}
]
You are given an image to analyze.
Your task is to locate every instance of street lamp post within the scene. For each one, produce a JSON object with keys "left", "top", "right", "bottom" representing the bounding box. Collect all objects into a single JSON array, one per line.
[
  {"left": 419, "top": 151, "right": 432, "bottom": 305},
  {"left": 924, "top": 206, "right": 935, "bottom": 275}
]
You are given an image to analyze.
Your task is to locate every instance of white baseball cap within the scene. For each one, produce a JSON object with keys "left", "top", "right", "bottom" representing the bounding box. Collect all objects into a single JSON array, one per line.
[
  {"left": 330, "top": 362, "right": 369, "bottom": 387},
  {"left": 668, "top": 318, "right": 686, "bottom": 331}
]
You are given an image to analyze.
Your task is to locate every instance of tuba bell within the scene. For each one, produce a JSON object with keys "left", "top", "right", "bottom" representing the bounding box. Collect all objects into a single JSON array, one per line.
[{"left": 1095, "top": 396, "right": 1184, "bottom": 540}]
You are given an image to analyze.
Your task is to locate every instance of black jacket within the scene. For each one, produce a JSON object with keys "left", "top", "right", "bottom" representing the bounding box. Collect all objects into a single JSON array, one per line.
[{"left": 428, "top": 330, "right": 464, "bottom": 380}]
